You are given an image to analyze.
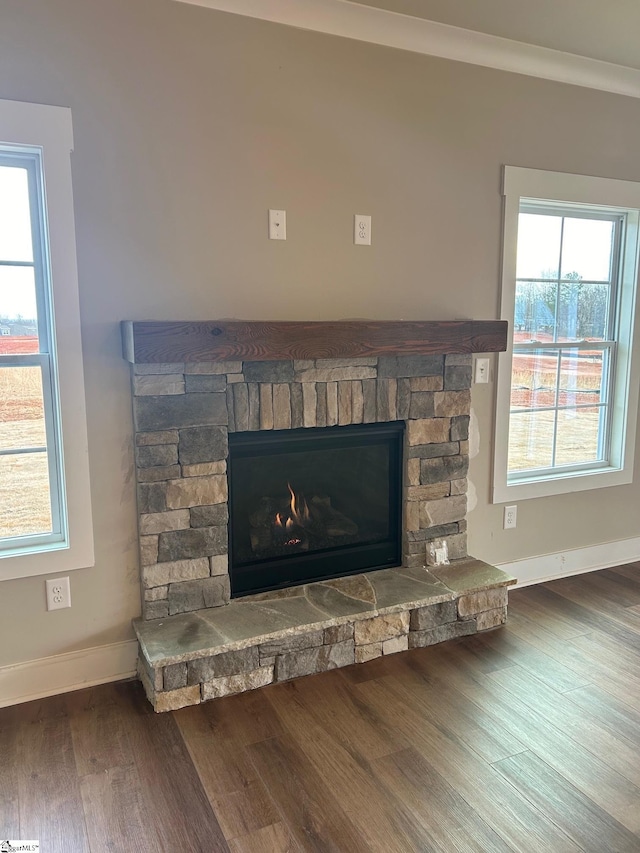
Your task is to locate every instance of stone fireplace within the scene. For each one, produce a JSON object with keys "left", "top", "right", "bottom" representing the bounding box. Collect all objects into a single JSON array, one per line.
[{"left": 123, "top": 320, "right": 515, "bottom": 711}]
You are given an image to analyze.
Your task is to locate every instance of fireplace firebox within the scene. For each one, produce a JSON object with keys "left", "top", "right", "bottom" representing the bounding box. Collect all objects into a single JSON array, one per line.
[{"left": 228, "top": 422, "right": 404, "bottom": 597}]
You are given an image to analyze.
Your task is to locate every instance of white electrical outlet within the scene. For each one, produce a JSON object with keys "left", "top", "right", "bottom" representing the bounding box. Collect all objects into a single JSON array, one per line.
[
  {"left": 354, "top": 214, "right": 371, "bottom": 245},
  {"left": 474, "top": 357, "right": 490, "bottom": 384},
  {"left": 46, "top": 576, "right": 71, "bottom": 610},
  {"left": 268, "top": 209, "right": 286, "bottom": 240},
  {"left": 503, "top": 505, "right": 517, "bottom": 530}
]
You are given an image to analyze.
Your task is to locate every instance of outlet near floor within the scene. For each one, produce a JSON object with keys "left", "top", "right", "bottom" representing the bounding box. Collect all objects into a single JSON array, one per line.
[
  {"left": 503, "top": 505, "right": 517, "bottom": 530},
  {"left": 46, "top": 576, "right": 71, "bottom": 610}
]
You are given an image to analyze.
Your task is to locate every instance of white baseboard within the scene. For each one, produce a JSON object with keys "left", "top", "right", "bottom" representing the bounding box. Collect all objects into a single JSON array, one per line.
[
  {"left": 2, "top": 538, "right": 639, "bottom": 708},
  {"left": 498, "top": 536, "right": 640, "bottom": 588},
  {"left": 0, "top": 639, "right": 138, "bottom": 709}
]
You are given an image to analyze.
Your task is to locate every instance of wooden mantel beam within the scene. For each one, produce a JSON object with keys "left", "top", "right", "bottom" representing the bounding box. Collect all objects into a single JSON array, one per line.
[{"left": 122, "top": 320, "right": 508, "bottom": 364}]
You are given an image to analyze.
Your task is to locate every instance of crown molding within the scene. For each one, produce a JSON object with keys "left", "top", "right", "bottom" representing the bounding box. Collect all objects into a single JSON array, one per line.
[{"left": 174, "top": 0, "right": 640, "bottom": 99}]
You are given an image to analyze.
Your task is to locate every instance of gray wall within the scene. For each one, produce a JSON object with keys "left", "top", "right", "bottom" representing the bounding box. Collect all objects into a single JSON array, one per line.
[{"left": 1, "top": 0, "right": 640, "bottom": 667}]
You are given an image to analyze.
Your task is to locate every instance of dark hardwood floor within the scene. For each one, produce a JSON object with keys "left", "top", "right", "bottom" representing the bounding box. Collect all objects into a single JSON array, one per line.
[{"left": 3, "top": 565, "right": 640, "bottom": 852}]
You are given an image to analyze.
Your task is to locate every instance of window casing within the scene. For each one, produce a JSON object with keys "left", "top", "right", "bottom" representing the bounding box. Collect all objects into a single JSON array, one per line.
[
  {"left": 493, "top": 167, "right": 640, "bottom": 504},
  {"left": 0, "top": 99, "right": 93, "bottom": 580}
]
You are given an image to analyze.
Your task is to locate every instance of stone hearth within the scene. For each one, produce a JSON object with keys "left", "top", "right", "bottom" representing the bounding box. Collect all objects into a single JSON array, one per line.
[
  {"left": 135, "top": 559, "right": 514, "bottom": 712},
  {"left": 123, "top": 319, "right": 513, "bottom": 710}
]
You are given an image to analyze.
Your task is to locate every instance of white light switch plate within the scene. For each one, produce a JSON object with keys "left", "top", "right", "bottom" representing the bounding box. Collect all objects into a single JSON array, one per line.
[
  {"left": 475, "top": 357, "right": 490, "bottom": 384},
  {"left": 269, "top": 209, "right": 286, "bottom": 240}
]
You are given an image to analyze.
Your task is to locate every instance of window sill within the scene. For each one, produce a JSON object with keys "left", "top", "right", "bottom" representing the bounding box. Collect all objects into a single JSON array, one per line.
[
  {"left": 493, "top": 463, "right": 632, "bottom": 503},
  {"left": 0, "top": 532, "right": 94, "bottom": 582}
]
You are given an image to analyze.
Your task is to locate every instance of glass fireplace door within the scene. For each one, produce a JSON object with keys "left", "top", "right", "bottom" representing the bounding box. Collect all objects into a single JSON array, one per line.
[{"left": 228, "top": 422, "right": 403, "bottom": 597}]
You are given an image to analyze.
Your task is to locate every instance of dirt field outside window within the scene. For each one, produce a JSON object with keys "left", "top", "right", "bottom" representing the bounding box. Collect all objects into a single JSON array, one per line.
[
  {"left": 509, "top": 350, "right": 604, "bottom": 472},
  {"left": 0, "top": 337, "right": 52, "bottom": 539}
]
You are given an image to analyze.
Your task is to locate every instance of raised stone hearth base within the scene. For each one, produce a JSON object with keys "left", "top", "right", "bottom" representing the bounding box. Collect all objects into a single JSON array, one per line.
[{"left": 135, "top": 557, "right": 515, "bottom": 712}]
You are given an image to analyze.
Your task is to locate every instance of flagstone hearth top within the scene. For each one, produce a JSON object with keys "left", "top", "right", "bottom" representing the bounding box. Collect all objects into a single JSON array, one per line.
[{"left": 135, "top": 558, "right": 515, "bottom": 668}]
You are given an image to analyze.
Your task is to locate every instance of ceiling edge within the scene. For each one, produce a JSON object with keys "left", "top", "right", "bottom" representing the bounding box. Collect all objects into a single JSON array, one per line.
[{"left": 173, "top": 0, "right": 640, "bottom": 99}]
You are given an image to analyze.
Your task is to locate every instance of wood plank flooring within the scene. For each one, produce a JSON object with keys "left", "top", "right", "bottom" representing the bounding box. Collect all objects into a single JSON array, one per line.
[{"left": 2, "top": 565, "right": 640, "bottom": 852}]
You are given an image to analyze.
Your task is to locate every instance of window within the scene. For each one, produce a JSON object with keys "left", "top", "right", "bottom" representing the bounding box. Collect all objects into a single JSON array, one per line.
[
  {"left": 493, "top": 167, "right": 640, "bottom": 503},
  {"left": 1, "top": 152, "right": 64, "bottom": 550},
  {"left": 0, "top": 99, "right": 93, "bottom": 580}
]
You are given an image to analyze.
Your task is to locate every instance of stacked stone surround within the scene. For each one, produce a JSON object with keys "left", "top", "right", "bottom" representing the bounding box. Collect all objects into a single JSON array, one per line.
[
  {"left": 135, "top": 561, "right": 514, "bottom": 712},
  {"left": 132, "top": 353, "right": 473, "bottom": 620}
]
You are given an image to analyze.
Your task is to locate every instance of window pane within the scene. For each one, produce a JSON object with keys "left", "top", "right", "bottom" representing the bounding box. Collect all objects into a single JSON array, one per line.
[
  {"left": 514, "top": 281, "right": 556, "bottom": 342},
  {"left": 0, "top": 365, "right": 47, "bottom": 451},
  {"left": 555, "top": 407, "right": 603, "bottom": 466},
  {"left": 0, "top": 266, "right": 39, "bottom": 352},
  {"left": 508, "top": 410, "right": 555, "bottom": 472},
  {"left": 516, "top": 213, "right": 562, "bottom": 279},
  {"left": 0, "top": 165, "right": 33, "bottom": 263},
  {"left": 0, "top": 451, "right": 52, "bottom": 538},
  {"left": 561, "top": 217, "right": 614, "bottom": 282},
  {"left": 559, "top": 349, "right": 605, "bottom": 408},
  {"left": 511, "top": 349, "right": 558, "bottom": 411},
  {"left": 557, "top": 282, "right": 610, "bottom": 342}
]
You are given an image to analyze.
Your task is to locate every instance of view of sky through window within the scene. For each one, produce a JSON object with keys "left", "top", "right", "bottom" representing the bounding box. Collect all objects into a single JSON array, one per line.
[{"left": 0, "top": 165, "right": 39, "bottom": 324}]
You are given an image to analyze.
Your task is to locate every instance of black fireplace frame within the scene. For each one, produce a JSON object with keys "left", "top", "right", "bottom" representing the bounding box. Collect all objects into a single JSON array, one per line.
[{"left": 228, "top": 422, "right": 404, "bottom": 598}]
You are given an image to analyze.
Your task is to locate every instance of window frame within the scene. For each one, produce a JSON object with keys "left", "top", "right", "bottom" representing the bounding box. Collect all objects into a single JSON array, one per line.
[
  {"left": 0, "top": 98, "right": 94, "bottom": 580},
  {"left": 493, "top": 166, "right": 640, "bottom": 504},
  {"left": 0, "top": 151, "right": 66, "bottom": 552},
  {"left": 509, "top": 203, "right": 621, "bottom": 480}
]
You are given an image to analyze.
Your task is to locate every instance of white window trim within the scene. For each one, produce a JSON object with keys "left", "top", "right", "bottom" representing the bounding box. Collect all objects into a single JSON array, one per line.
[
  {"left": 0, "top": 99, "right": 94, "bottom": 580},
  {"left": 493, "top": 166, "right": 640, "bottom": 504}
]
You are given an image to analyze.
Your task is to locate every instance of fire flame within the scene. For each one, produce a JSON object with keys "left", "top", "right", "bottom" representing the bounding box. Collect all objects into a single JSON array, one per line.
[
  {"left": 274, "top": 483, "right": 310, "bottom": 543},
  {"left": 287, "top": 482, "right": 310, "bottom": 525}
]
